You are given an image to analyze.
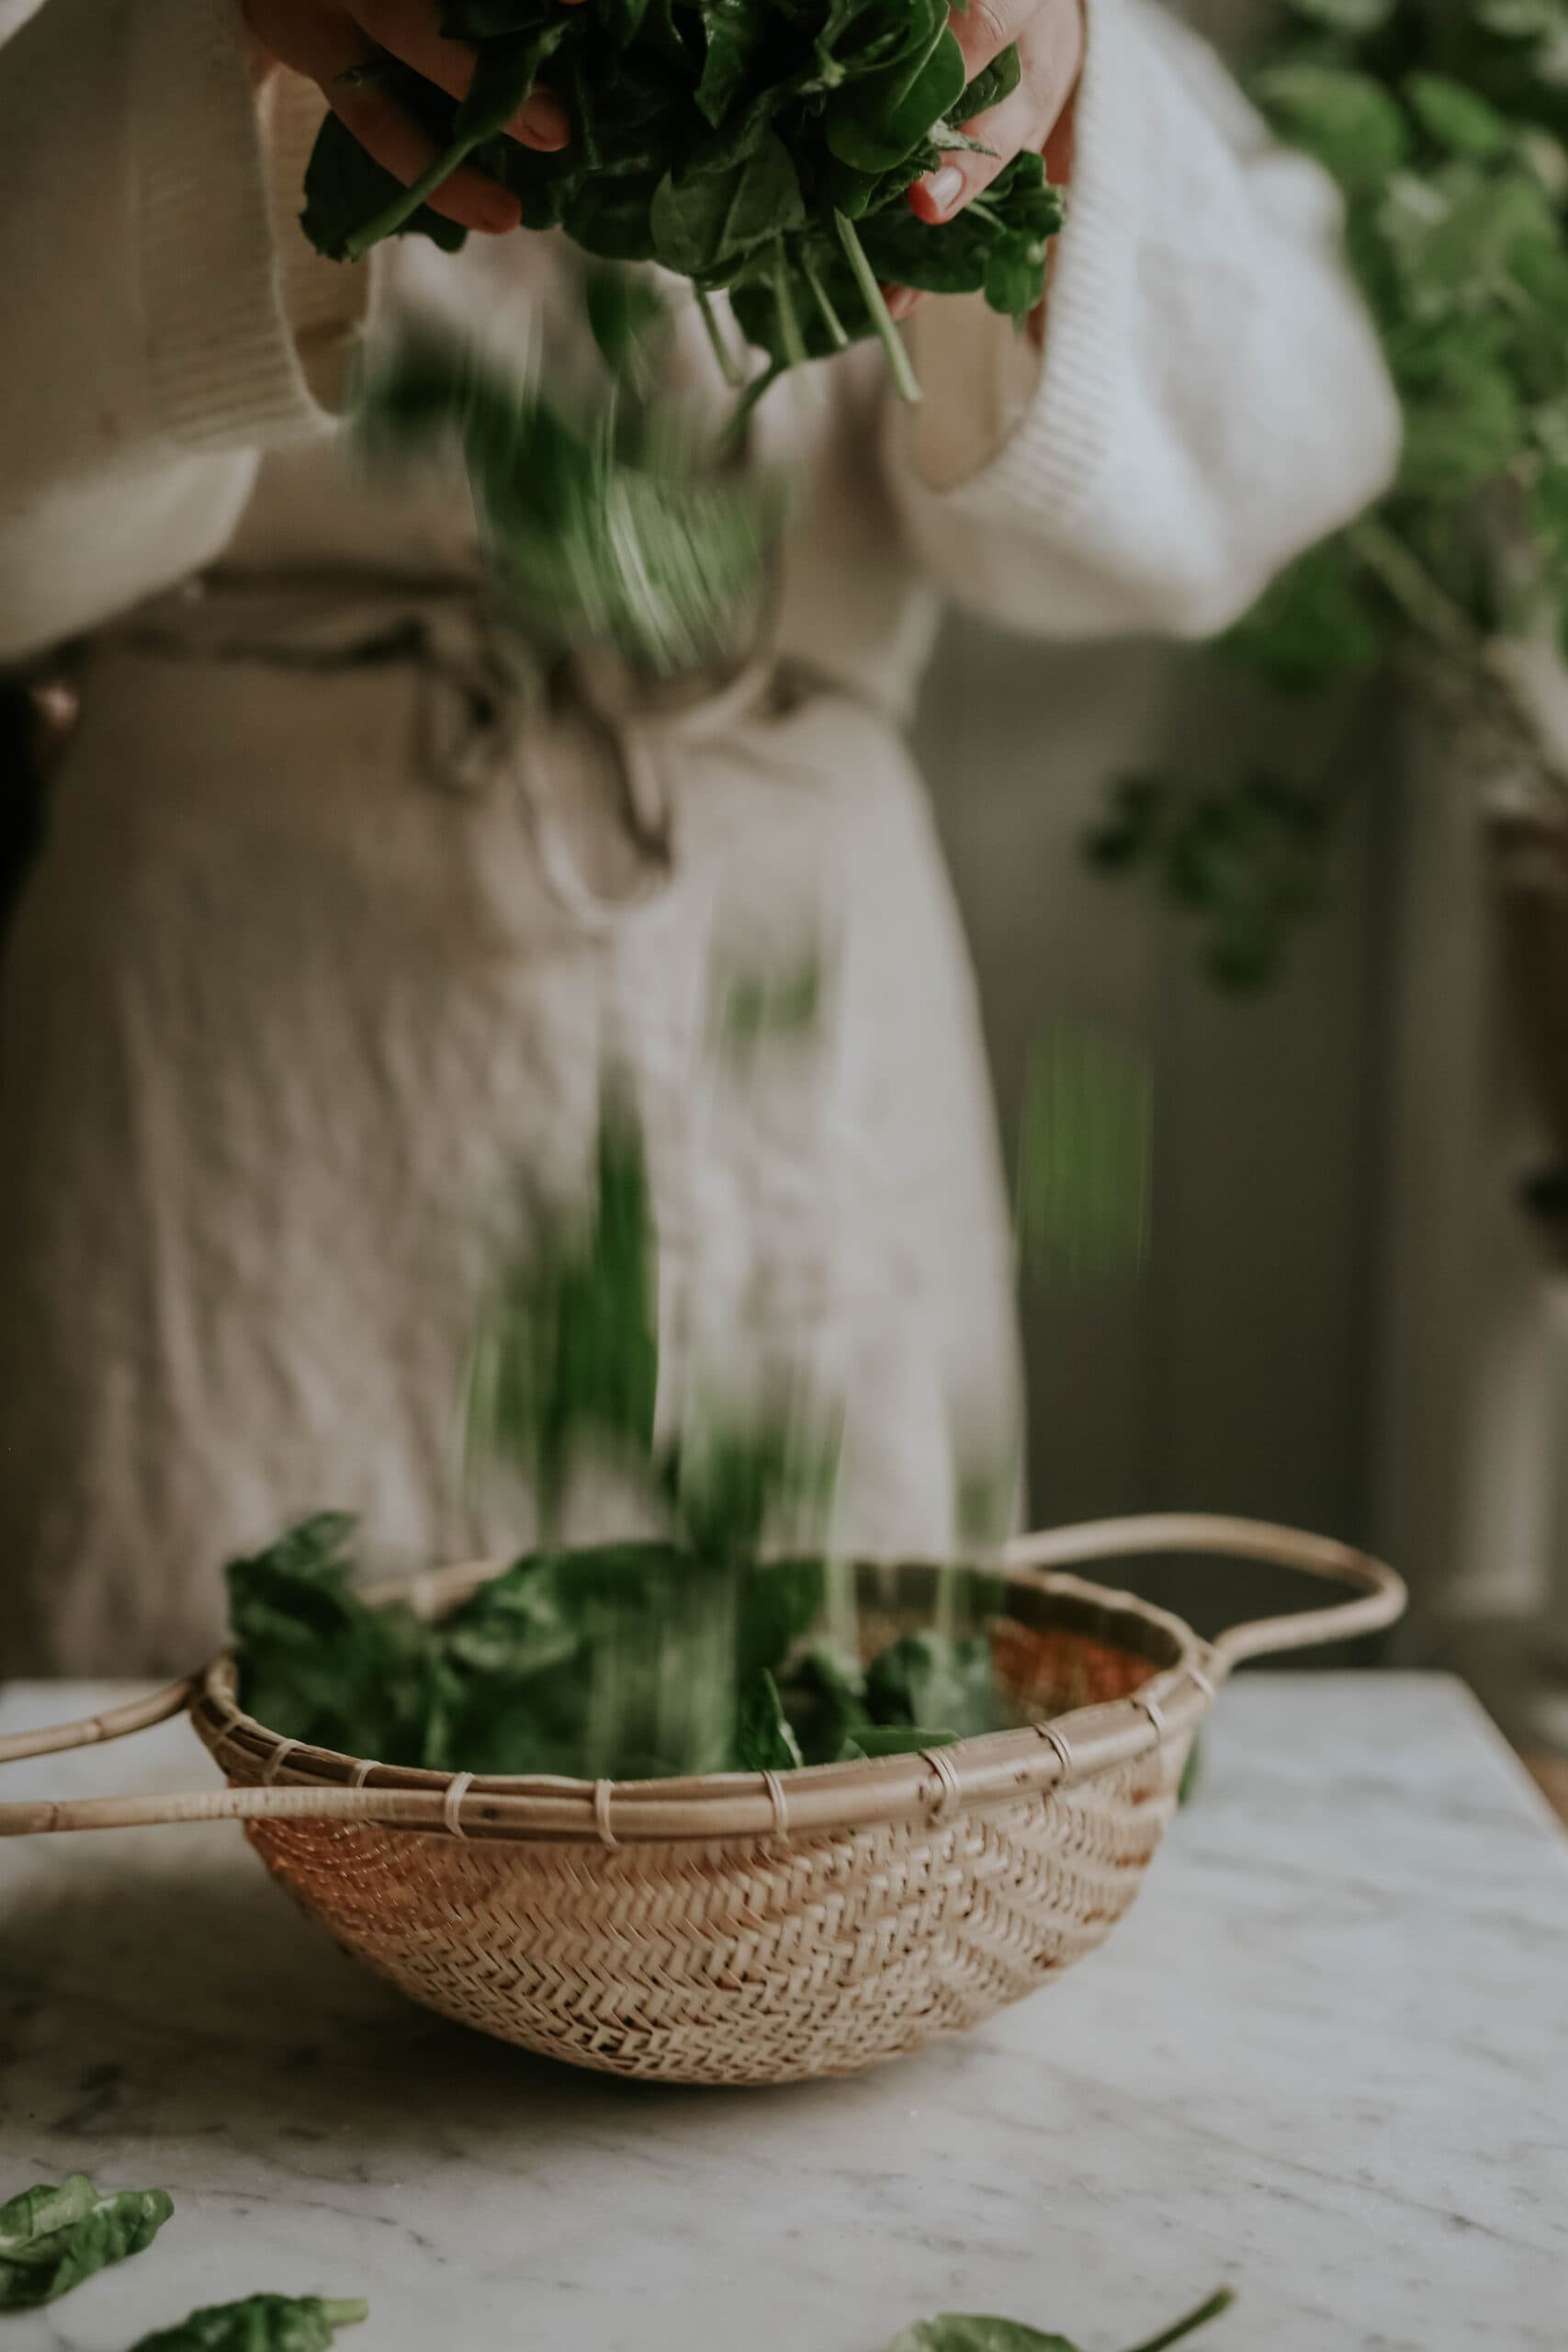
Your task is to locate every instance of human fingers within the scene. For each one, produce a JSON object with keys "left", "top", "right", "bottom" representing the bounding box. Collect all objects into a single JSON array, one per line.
[
  {"left": 243, "top": 0, "right": 521, "bottom": 232},
  {"left": 948, "top": 0, "right": 1045, "bottom": 83},
  {"left": 352, "top": 0, "right": 569, "bottom": 150},
  {"left": 909, "top": 0, "right": 1080, "bottom": 225}
]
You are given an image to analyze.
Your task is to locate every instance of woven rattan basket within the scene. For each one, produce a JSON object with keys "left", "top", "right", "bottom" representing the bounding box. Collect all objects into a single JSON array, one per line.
[{"left": 1, "top": 1514, "right": 1403, "bottom": 2086}]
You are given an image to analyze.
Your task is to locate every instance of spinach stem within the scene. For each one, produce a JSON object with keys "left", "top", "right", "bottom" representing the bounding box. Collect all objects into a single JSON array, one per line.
[
  {"left": 772, "top": 242, "right": 811, "bottom": 376},
  {"left": 716, "top": 361, "right": 785, "bottom": 460},
  {"left": 801, "top": 250, "right": 851, "bottom": 350},
  {"left": 344, "top": 133, "right": 481, "bottom": 259},
  {"left": 321, "top": 2302, "right": 370, "bottom": 2330},
  {"left": 1118, "top": 2288, "right": 1235, "bottom": 2352},
  {"left": 696, "top": 288, "right": 744, "bottom": 389},
  {"left": 833, "top": 210, "right": 921, "bottom": 404}
]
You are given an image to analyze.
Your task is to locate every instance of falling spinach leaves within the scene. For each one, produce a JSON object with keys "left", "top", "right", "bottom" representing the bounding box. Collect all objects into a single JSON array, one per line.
[
  {"left": 230, "top": 1108, "right": 996, "bottom": 1780},
  {"left": 457, "top": 1080, "right": 660, "bottom": 1532},
  {"left": 298, "top": 0, "right": 1066, "bottom": 417},
  {"left": 130, "top": 2294, "right": 369, "bottom": 2352},
  {"left": 0, "top": 2175, "right": 174, "bottom": 2312},
  {"left": 353, "top": 289, "right": 784, "bottom": 678},
  {"left": 1015, "top": 1023, "right": 1153, "bottom": 1292},
  {"left": 228, "top": 1072, "right": 1029, "bottom": 1780}
]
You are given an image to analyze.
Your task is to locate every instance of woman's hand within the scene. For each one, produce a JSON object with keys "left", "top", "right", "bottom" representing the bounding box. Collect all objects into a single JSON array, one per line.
[
  {"left": 241, "top": 1, "right": 572, "bottom": 239},
  {"left": 890, "top": 0, "right": 1083, "bottom": 320}
]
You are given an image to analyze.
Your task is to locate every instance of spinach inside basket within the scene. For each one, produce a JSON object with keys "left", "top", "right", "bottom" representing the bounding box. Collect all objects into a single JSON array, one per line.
[
  {"left": 228, "top": 1078, "right": 1012, "bottom": 1780},
  {"left": 227, "top": 1514, "right": 1009, "bottom": 1779}
]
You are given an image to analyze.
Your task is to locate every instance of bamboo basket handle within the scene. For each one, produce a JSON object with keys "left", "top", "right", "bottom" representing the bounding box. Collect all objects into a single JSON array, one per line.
[
  {"left": 0, "top": 1679, "right": 197, "bottom": 1765},
  {"left": 1002, "top": 1511, "right": 1405, "bottom": 1668}
]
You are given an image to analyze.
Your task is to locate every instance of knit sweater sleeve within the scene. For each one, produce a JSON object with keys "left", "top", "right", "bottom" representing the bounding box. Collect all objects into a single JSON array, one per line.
[
  {"left": 885, "top": 0, "right": 1403, "bottom": 642},
  {"left": 0, "top": 0, "right": 370, "bottom": 662}
]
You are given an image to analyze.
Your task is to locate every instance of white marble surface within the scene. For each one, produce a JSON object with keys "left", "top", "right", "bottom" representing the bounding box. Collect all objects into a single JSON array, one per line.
[{"left": 0, "top": 1673, "right": 1564, "bottom": 2352}]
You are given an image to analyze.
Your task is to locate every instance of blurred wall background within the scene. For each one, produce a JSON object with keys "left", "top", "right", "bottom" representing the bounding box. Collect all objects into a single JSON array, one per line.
[{"left": 915, "top": 625, "right": 1396, "bottom": 1649}]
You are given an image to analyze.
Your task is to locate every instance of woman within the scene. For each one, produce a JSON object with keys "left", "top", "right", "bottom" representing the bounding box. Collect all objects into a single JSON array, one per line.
[{"left": 0, "top": 0, "right": 1398, "bottom": 1675}]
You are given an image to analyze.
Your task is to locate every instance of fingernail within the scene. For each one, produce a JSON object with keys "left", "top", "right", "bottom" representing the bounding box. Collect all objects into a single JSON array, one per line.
[
  {"left": 886, "top": 286, "right": 916, "bottom": 322},
  {"left": 922, "top": 166, "right": 964, "bottom": 218},
  {"left": 515, "top": 92, "right": 570, "bottom": 150}
]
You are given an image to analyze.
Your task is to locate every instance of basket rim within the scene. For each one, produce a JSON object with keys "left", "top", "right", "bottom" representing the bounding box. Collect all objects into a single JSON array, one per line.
[{"left": 190, "top": 1552, "right": 1218, "bottom": 1847}]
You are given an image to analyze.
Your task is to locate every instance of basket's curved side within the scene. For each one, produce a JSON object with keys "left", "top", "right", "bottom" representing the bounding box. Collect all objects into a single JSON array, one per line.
[
  {"left": 231, "top": 1585, "right": 1197, "bottom": 2084},
  {"left": 237, "top": 1743, "right": 1181, "bottom": 2085}
]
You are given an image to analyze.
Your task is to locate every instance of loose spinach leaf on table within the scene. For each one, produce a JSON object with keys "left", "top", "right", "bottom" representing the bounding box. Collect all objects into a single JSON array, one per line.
[
  {"left": 887, "top": 2288, "right": 1235, "bottom": 2352},
  {"left": 130, "top": 2293, "right": 368, "bottom": 2352},
  {"left": 0, "top": 2175, "right": 174, "bottom": 2312}
]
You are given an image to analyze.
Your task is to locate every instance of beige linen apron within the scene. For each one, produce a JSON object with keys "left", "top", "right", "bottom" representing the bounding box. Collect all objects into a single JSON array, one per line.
[{"left": 0, "top": 568, "right": 1021, "bottom": 1675}]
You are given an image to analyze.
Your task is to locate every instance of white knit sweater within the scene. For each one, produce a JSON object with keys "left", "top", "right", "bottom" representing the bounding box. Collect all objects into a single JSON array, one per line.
[{"left": 0, "top": 0, "right": 1403, "bottom": 1674}]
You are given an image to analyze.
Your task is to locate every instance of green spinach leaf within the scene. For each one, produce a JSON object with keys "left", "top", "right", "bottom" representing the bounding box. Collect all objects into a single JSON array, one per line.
[
  {"left": 865, "top": 1630, "right": 1003, "bottom": 1738},
  {"left": 131, "top": 2294, "right": 368, "bottom": 2352},
  {"left": 300, "top": 57, "right": 467, "bottom": 260},
  {"left": 735, "top": 1668, "right": 807, "bottom": 1768},
  {"left": 0, "top": 2176, "right": 174, "bottom": 2312},
  {"left": 825, "top": 26, "right": 968, "bottom": 173},
  {"left": 651, "top": 137, "right": 806, "bottom": 277},
  {"left": 887, "top": 2288, "right": 1235, "bottom": 2352}
]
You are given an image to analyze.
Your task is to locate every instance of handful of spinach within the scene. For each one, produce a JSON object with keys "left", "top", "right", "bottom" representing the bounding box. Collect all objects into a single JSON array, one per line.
[{"left": 300, "top": 0, "right": 1065, "bottom": 416}]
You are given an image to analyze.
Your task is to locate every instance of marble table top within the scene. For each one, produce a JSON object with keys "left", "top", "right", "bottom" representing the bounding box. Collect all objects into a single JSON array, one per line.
[{"left": 1, "top": 1673, "right": 1564, "bottom": 2352}]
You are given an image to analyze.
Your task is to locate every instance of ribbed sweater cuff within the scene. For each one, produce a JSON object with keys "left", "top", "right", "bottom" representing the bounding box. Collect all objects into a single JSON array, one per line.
[
  {"left": 901, "top": 0, "right": 1143, "bottom": 537},
  {"left": 132, "top": 0, "right": 374, "bottom": 451}
]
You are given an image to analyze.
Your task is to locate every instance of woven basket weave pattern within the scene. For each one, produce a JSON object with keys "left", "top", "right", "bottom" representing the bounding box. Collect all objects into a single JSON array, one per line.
[{"left": 231, "top": 1621, "right": 1183, "bottom": 2086}]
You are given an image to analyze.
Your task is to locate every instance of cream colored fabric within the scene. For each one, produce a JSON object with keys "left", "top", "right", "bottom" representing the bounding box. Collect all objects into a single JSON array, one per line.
[{"left": 0, "top": 0, "right": 1402, "bottom": 1673}]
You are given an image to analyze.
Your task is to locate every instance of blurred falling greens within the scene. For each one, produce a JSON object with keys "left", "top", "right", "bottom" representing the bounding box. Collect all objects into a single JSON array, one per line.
[
  {"left": 705, "top": 929, "right": 826, "bottom": 1080},
  {"left": 457, "top": 1079, "right": 659, "bottom": 1535},
  {"left": 1016, "top": 1024, "right": 1153, "bottom": 1292}
]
